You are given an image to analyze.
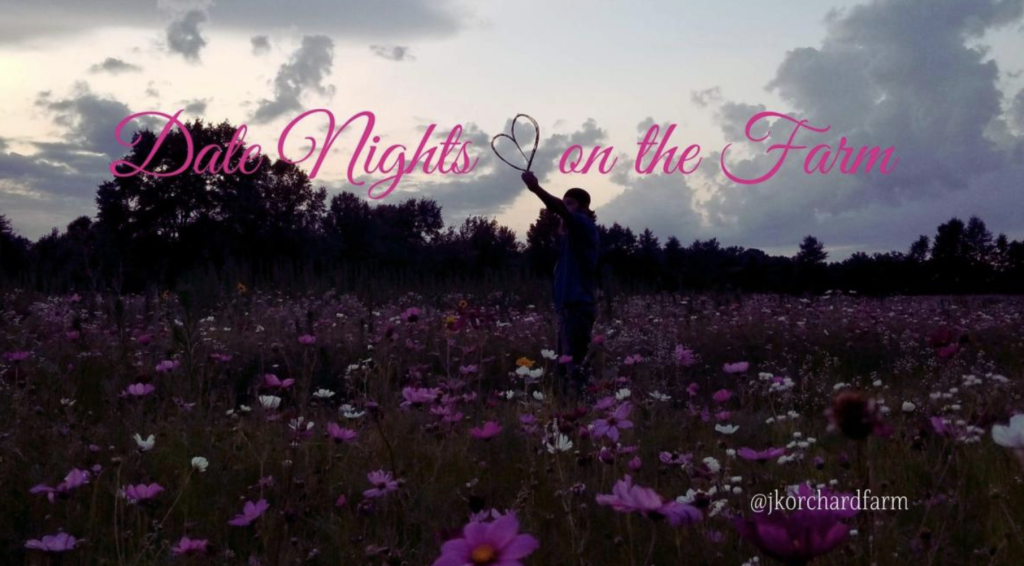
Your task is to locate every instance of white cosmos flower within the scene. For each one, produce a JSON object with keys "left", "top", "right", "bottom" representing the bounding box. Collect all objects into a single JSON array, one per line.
[
  {"left": 133, "top": 433, "right": 155, "bottom": 451},
  {"left": 541, "top": 349, "right": 557, "bottom": 360},
  {"left": 615, "top": 388, "right": 631, "bottom": 401},
  {"left": 313, "top": 388, "right": 335, "bottom": 399},
  {"left": 259, "top": 395, "right": 282, "bottom": 410},
  {"left": 648, "top": 391, "right": 671, "bottom": 402},
  {"left": 715, "top": 424, "right": 739, "bottom": 435},
  {"left": 902, "top": 401, "right": 916, "bottom": 413},
  {"left": 532, "top": 391, "right": 545, "bottom": 401},
  {"left": 546, "top": 434, "right": 574, "bottom": 454},
  {"left": 191, "top": 456, "right": 209, "bottom": 472},
  {"left": 992, "top": 414, "right": 1024, "bottom": 449},
  {"left": 340, "top": 404, "right": 365, "bottom": 419},
  {"left": 529, "top": 368, "right": 544, "bottom": 379}
]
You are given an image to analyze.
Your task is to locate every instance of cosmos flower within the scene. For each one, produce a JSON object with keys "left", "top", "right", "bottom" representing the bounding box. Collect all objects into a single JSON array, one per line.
[
  {"left": 992, "top": 414, "right": 1024, "bottom": 449},
  {"left": 191, "top": 457, "right": 209, "bottom": 472},
  {"left": 25, "top": 532, "right": 77, "bottom": 552},
  {"left": 298, "top": 334, "right": 316, "bottom": 345},
  {"left": 124, "top": 483, "right": 164, "bottom": 503},
  {"left": 263, "top": 373, "right": 295, "bottom": 389},
  {"left": 133, "top": 433, "right": 155, "bottom": 451},
  {"left": 401, "top": 387, "right": 440, "bottom": 408},
  {"left": 155, "top": 360, "right": 180, "bottom": 373},
  {"left": 674, "top": 345, "right": 697, "bottom": 366},
  {"left": 122, "top": 383, "right": 155, "bottom": 397},
  {"left": 431, "top": 513, "right": 539, "bottom": 566},
  {"left": 258, "top": 395, "right": 282, "bottom": 409},
  {"left": 546, "top": 434, "right": 574, "bottom": 454},
  {"left": 470, "top": 421, "right": 503, "bottom": 440},
  {"left": 228, "top": 499, "right": 269, "bottom": 526},
  {"left": 737, "top": 447, "right": 786, "bottom": 462},
  {"left": 735, "top": 483, "right": 857, "bottom": 565},
  {"left": 30, "top": 468, "right": 91, "bottom": 502},
  {"left": 326, "top": 422, "right": 358, "bottom": 443},
  {"left": 363, "top": 470, "right": 400, "bottom": 498},
  {"left": 171, "top": 536, "right": 209, "bottom": 555},
  {"left": 596, "top": 475, "right": 702, "bottom": 526},
  {"left": 715, "top": 424, "right": 740, "bottom": 435},
  {"left": 713, "top": 389, "right": 733, "bottom": 403},
  {"left": 723, "top": 362, "right": 750, "bottom": 374},
  {"left": 827, "top": 391, "right": 888, "bottom": 440},
  {"left": 591, "top": 403, "right": 633, "bottom": 442}
]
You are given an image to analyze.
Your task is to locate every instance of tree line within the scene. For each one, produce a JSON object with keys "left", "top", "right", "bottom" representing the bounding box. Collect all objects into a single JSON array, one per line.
[{"left": 0, "top": 119, "right": 1021, "bottom": 296}]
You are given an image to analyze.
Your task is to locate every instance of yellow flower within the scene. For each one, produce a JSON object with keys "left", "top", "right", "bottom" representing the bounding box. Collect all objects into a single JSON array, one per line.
[
  {"left": 237, "top": 282, "right": 248, "bottom": 295},
  {"left": 458, "top": 299, "right": 468, "bottom": 309},
  {"left": 516, "top": 357, "right": 535, "bottom": 368}
]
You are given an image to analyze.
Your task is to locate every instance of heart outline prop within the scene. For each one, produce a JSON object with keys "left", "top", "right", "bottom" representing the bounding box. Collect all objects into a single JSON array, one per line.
[{"left": 490, "top": 113, "right": 539, "bottom": 172}]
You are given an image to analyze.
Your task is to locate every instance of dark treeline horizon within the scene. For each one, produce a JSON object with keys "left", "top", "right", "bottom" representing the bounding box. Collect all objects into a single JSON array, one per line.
[{"left": 0, "top": 119, "right": 1022, "bottom": 297}]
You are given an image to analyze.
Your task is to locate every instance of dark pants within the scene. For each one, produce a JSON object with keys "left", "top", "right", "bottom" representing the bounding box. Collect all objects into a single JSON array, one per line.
[{"left": 557, "top": 301, "right": 596, "bottom": 391}]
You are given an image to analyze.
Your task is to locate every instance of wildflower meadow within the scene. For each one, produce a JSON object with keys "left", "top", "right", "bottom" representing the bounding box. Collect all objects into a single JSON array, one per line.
[{"left": 2, "top": 290, "right": 1023, "bottom": 565}]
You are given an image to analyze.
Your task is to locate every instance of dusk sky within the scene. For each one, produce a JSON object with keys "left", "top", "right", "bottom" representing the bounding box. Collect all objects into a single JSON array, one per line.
[{"left": 1, "top": 0, "right": 1023, "bottom": 258}]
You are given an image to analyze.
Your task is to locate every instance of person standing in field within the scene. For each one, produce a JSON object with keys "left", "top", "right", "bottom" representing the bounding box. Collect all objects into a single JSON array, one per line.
[{"left": 521, "top": 171, "right": 599, "bottom": 393}]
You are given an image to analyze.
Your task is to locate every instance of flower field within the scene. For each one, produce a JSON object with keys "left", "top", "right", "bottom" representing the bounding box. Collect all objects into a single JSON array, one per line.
[{"left": 2, "top": 291, "right": 1023, "bottom": 565}]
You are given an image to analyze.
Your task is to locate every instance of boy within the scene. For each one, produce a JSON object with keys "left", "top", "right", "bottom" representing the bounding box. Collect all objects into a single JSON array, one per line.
[{"left": 521, "top": 171, "right": 599, "bottom": 392}]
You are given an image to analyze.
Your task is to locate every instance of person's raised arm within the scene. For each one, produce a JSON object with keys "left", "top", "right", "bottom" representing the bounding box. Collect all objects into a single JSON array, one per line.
[{"left": 521, "top": 171, "right": 572, "bottom": 222}]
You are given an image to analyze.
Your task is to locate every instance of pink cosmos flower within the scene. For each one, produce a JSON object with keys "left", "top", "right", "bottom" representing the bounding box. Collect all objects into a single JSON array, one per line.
[
  {"left": 712, "top": 389, "right": 733, "bottom": 403},
  {"left": 401, "top": 387, "right": 440, "bottom": 408},
  {"left": 4, "top": 350, "right": 31, "bottom": 362},
  {"left": 155, "top": 360, "right": 180, "bottom": 373},
  {"left": 591, "top": 403, "right": 633, "bottom": 442},
  {"left": 327, "top": 422, "right": 358, "bottom": 443},
  {"left": 737, "top": 447, "right": 787, "bottom": 462},
  {"left": 596, "top": 475, "right": 702, "bottom": 526},
  {"left": 263, "top": 373, "right": 295, "bottom": 389},
  {"left": 298, "top": 334, "right": 316, "bottom": 345},
  {"left": 431, "top": 513, "right": 539, "bottom": 566},
  {"left": 558, "top": 354, "right": 573, "bottom": 364},
  {"left": 171, "top": 536, "right": 209, "bottom": 555},
  {"left": 25, "top": 532, "right": 77, "bottom": 552},
  {"left": 623, "top": 354, "right": 643, "bottom": 365},
  {"left": 470, "top": 421, "right": 503, "bottom": 440},
  {"left": 723, "top": 361, "right": 750, "bottom": 374},
  {"left": 31, "top": 468, "right": 91, "bottom": 503},
  {"left": 363, "top": 470, "right": 400, "bottom": 498},
  {"left": 122, "top": 383, "right": 156, "bottom": 397},
  {"left": 674, "top": 345, "right": 697, "bottom": 366},
  {"left": 125, "top": 483, "right": 164, "bottom": 503},
  {"left": 228, "top": 499, "right": 269, "bottom": 526},
  {"left": 401, "top": 307, "right": 421, "bottom": 322},
  {"left": 735, "top": 483, "right": 857, "bottom": 564}
]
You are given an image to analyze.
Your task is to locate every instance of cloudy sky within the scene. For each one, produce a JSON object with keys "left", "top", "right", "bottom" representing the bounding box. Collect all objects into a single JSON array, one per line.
[{"left": 1, "top": 0, "right": 1023, "bottom": 258}]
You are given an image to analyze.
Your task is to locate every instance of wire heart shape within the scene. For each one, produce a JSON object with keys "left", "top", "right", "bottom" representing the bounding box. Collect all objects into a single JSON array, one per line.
[{"left": 490, "top": 113, "right": 539, "bottom": 172}]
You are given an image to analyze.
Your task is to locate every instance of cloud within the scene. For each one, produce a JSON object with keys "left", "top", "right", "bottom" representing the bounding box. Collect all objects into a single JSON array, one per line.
[
  {"left": 370, "top": 45, "right": 414, "bottom": 62},
  {"left": 1011, "top": 88, "right": 1024, "bottom": 132},
  {"left": 251, "top": 35, "right": 271, "bottom": 55},
  {"left": 690, "top": 87, "right": 722, "bottom": 109},
  {"left": 0, "top": 85, "right": 157, "bottom": 238},
  {"left": 166, "top": 8, "right": 207, "bottom": 61},
  {"left": 182, "top": 98, "right": 209, "bottom": 115},
  {"left": 89, "top": 57, "right": 142, "bottom": 74},
  {"left": 0, "top": 1, "right": 467, "bottom": 45},
  {"left": 408, "top": 118, "right": 609, "bottom": 223},
  {"left": 251, "top": 35, "right": 335, "bottom": 124},
  {"left": 602, "top": 0, "right": 1024, "bottom": 255}
]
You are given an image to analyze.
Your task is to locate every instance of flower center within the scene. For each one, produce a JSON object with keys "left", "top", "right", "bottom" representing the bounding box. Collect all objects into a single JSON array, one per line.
[{"left": 470, "top": 544, "right": 497, "bottom": 564}]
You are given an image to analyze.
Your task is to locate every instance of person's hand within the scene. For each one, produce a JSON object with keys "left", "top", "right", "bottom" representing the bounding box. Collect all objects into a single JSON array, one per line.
[{"left": 521, "top": 171, "right": 540, "bottom": 191}]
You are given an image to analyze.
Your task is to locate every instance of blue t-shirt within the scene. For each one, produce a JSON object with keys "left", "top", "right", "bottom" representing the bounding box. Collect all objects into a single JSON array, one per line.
[{"left": 554, "top": 212, "right": 599, "bottom": 309}]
